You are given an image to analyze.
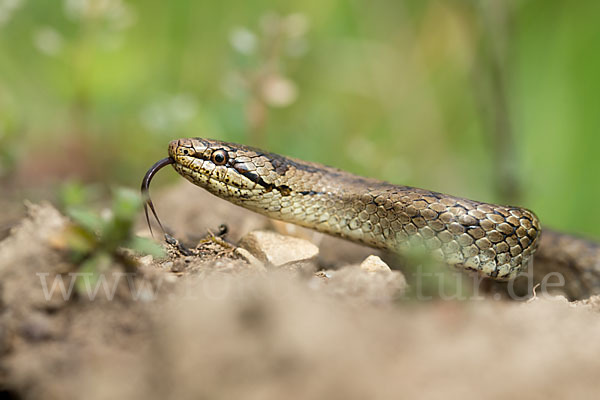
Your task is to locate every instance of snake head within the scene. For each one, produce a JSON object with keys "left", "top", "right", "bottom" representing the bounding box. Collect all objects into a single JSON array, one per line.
[{"left": 168, "top": 138, "right": 295, "bottom": 206}]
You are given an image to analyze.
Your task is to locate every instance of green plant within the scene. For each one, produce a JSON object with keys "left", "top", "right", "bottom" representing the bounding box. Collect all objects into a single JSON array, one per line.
[{"left": 56, "top": 184, "right": 165, "bottom": 293}]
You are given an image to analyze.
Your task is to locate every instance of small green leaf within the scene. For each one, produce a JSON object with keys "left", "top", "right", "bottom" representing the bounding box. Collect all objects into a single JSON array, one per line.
[
  {"left": 75, "top": 256, "right": 100, "bottom": 294},
  {"left": 59, "top": 181, "right": 102, "bottom": 210},
  {"left": 61, "top": 224, "right": 97, "bottom": 258},
  {"left": 112, "top": 187, "right": 142, "bottom": 220},
  {"left": 59, "top": 182, "right": 88, "bottom": 208},
  {"left": 67, "top": 207, "right": 103, "bottom": 233},
  {"left": 126, "top": 236, "right": 166, "bottom": 258},
  {"left": 99, "top": 188, "right": 142, "bottom": 251},
  {"left": 75, "top": 252, "right": 112, "bottom": 296}
]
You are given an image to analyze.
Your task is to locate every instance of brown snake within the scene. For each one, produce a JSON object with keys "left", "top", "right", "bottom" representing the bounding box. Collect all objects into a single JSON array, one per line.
[{"left": 142, "top": 138, "right": 600, "bottom": 299}]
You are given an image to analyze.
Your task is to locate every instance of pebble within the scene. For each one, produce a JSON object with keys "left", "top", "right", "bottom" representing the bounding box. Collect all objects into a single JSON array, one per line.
[
  {"left": 19, "top": 313, "right": 56, "bottom": 342},
  {"left": 360, "top": 255, "right": 392, "bottom": 273},
  {"left": 234, "top": 247, "right": 267, "bottom": 272},
  {"left": 239, "top": 230, "right": 319, "bottom": 273},
  {"left": 315, "top": 265, "right": 407, "bottom": 303},
  {"left": 138, "top": 255, "right": 154, "bottom": 266},
  {"left": 313, "top": 255, "right": 407, "bottom": 303}
]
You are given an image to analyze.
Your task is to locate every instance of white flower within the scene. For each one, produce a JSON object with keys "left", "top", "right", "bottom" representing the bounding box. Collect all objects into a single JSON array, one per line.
[
  {"left": 260, "top": 75, "right": 298, "bottom": 108},
  {"left": 229, "top": 27, "right": 257, "bottom": 55},
  {"left": 140, "top": 94, "right": 198, "bottom": 134},
  {"left": 33, "top": 27, "right": 64, "bottom": 56},
  {"left": 0, "top": 0, "right": 24, "bottom": 27}
]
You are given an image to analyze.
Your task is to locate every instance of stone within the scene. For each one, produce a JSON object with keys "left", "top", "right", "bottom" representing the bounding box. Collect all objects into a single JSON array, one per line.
[
  {"left": 234, "top": 247, "right": 267, "bottom": 272},
  {"left": 19, "top": 313, "right": 57, "bottom": 342},
  {"left": 313, "top": 264, "right": 407, "bottom": 303},
  {"left": 239, "top": 230, "right": 319, "bottom": 273},
  {"left": 360, "top": 255, "right": 391, "bottom": 273}
]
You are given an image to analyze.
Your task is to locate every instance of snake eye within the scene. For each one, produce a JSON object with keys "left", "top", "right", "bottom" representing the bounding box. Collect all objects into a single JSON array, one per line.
[{"left": 212, "top": 149, "right": 228, "bottom": 165}]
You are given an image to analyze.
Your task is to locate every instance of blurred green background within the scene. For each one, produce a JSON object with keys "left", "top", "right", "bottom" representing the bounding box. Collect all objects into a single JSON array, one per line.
[{"left": 0, "top": 0, "right": 598, "bottom": 238}]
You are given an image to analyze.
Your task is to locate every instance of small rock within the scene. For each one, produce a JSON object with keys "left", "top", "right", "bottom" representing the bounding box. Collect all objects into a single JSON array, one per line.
[
  {"left": 239, "top": 230, "right": 319, "bottom": 273},
  {"left": 138, "top": 255, "right": 154, "bottom": 266},
  {"left": 577, "top": 295, "right": 600, "bottom": 311},
  {"left": 360, "top": 255, "right": 391, "bottom": 273},
  {"left": 171, "top": 260, "right": 187, "bottom": 273},
  {"left": 314, "top": 264, "right": 407, "bottom": 303},
  {"left": 19, "top": 313, "right": 57, "bottom": 342},
  {"left": 234, "top": 247, "right": 267, "bottom": 272}
]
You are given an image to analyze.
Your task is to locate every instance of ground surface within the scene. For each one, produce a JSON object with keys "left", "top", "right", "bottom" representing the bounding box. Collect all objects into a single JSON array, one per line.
[{"left": 1, "top": 182, "right": 599, "bottom": 400}]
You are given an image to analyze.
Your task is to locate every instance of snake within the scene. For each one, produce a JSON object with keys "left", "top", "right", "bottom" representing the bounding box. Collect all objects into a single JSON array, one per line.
[{"left": 142, "top": 138, "right": 600, "bottom": 298}]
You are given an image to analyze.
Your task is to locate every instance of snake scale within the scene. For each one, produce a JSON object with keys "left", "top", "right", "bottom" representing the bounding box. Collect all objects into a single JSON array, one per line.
[{"left": 142, "top": 138, "right": 600, "bottom": 299}]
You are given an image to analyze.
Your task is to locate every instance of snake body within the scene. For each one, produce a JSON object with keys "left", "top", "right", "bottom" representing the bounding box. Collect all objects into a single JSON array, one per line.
[{"left": 163, "top": 138, "right": 542, "bottom": 280}]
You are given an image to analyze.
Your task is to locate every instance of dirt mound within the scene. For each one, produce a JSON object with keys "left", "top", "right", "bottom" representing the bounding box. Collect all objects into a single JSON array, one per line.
[{"left": 1, "top": 184, "right": 599, "bottom": 399}]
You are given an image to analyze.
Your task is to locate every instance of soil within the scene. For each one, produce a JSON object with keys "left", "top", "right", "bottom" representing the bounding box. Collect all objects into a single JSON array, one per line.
[{"left": 1, "top": 181, "right": 599, "bottom": 400}]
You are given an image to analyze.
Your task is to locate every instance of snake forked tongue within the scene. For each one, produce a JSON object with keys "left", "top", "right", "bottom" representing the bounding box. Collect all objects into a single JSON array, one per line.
[{"left": 141, "top": 157, "right": 174, "bottom": 237}]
